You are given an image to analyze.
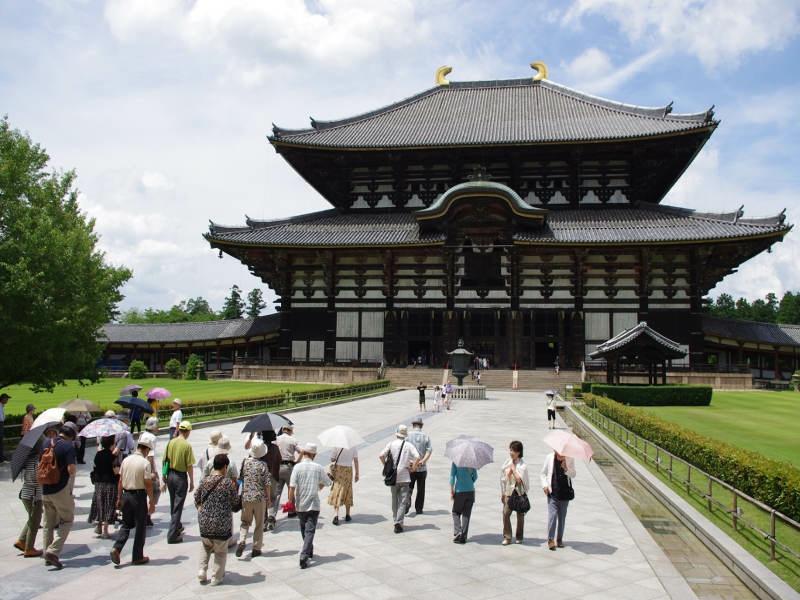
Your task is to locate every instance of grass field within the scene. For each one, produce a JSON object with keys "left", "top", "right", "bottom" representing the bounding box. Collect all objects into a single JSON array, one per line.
[
  {"left": 1, "top": 379, "right": 337, "bottom": 415},
  {"left": 642, "top": 390, "right": 800, "bottom": 465}
]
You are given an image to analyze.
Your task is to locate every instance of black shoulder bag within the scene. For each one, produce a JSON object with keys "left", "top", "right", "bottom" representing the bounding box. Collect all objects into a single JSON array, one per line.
[{"left": 383, "top": 440, "right": 405, "bottom": 486}]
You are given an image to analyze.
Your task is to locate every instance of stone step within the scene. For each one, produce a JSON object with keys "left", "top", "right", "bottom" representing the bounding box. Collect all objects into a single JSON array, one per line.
[{"left": 384, "top": 368, "right": 581, "bottom": 390}]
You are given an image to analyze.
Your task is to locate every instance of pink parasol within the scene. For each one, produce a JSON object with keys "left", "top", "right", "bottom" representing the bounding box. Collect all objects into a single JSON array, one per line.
[
  {"left": 543, "top": 430, "right": 594, "bottom": 461},
  {"left": 146, "top": 387, "right": 171, "bottom": 400}
]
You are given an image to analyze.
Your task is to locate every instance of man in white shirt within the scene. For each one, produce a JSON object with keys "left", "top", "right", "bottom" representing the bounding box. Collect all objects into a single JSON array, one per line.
[
  {"left": 269, "top": 424, "right": 299, "bottom": 527},
  {"left": 168, "top": 399, "right": 183, "bottom": 439},
  {"left": 379, "top": 425, "right": 420, "bottom": 533},
  {"left": 288, "top": 443, "right": 330, "bottom": 569}
]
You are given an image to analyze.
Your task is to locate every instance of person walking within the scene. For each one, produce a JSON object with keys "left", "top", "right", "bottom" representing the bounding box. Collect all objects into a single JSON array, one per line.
[
  {"left": 268, "top": 424, "right": 299, "bottom": 529},
  {"left": 198, "top": 430, "right": 222, "bottom": 474},
  {"left": 75, "top": 410, "right": 91, "bottom": 464},
  {"left": 379, "top": 425, "right": 420, "bottom": 533},
  {"left": 237, "top": 440, "right": 271, "bottom": 558},
  {"left": 500, "top": 440, "right": 529, "bottom": 546},
  {"left": 21, "top": 403, "right": 35, "bottom": 435},
  {"left": 554, "top": 358, "right": 560, "bottom": 376},
  {"left": 541, "top": 450, "right": 576, "bottom": 550},
  {"left": 433, "top": 386, "right": 442, "bottom": 412},
  {"left": 202, "top": 437, "right": 237, "bottom": 482},
  {"left": 546, "top": 391, "right": 557, "bottom": 429},
  {"left": 14, "top": 443, "right": 44, "bottom": 557},
  {"left": 92, "top": 435, "right": 119, "bottom": 539},
  {"left": 417, "top": 382, "right": 427, "bottom": 412},
  {"left": 288, "top": 443, "right": 330, "bottom": 569},
  {"left": 41, "top": 425, "right": 78, "bottom": 569},
  {"left": 444, "top": 382, "right": 453, "bottom": 410},
  {"left": 110, "top": 437, "right": 156, "bottom": 566},
  {"left": 0, "top": 392, "right": 8, "bottom": 462},
  {"left": 141, "top": 418, "right": 161, "bottom": 527},
  {"left": 195, "top": 454, "right": 239, "bottom": 585},
  {"left": 164, "top": 420, "right": 195, "bottom": 544},
  {"left": 450, "top": 462, "right": 478, "bottom": 544},
  {"left": 327, "top": 446, "right": 359, "bottom": 525},
  {"left": 168, "top": 399, "right": 183, "bottom": 439},
  {"left": 406, "top": 417, "right": 432, "bottom": 516}
]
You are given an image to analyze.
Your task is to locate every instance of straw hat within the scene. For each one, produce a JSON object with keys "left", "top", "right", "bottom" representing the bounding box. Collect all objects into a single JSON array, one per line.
[{"left": 250, "top": 439, "right": 267, "bottom": 459}]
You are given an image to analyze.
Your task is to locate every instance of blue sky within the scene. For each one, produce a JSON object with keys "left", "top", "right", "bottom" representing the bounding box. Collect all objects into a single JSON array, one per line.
[{"left": 2, "top": 0, "right": 799, "bottom": 313}]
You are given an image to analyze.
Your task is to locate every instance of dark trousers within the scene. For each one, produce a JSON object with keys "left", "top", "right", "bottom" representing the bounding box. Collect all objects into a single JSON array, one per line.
[
  {"left": 76, "top": 436, "right": 87, "bottom": 463},
  {"left": 167, "top": 470, "right": 188, "bottom": 542},
  {"left": 297, "top": 510, "right": 319, "bottom": 561},
  {"left": 114, "top": 490, "right": 147, "bottom": 561},
  {"left": 130, "top": 420, "right": 141, "bottom": 434},
  {"left": 452, "top": 491, "right": 475, "bottom": 539},
  {"left": 408, "top": 470, "right": 427, "bottom": 513}
]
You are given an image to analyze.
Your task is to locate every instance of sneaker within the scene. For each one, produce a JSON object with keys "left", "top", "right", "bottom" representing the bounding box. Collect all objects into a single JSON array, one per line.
[
  {"left": 45, "top": 552, "right": 63, "bottom": 570},
  {"left": 267, "top": 517, "right": 276, "bottom": 531},
  {"left": 515, "top": 538, "right": 523, "bottom": 544},
  {"left": 110, "top": 548, "right": 121, "bottom": 565},
  {"left": 345, "top": 514, "right": 352, "bottom": 522},
  {"left": 146, "top": 516, "right": 154, "bottom": 527},
  {"left": 235, "top": 543, "right": 246, "bottom": 558},
  {"left": 453, "top": 535, "right": 461, "bottom": 543},
  {"left": 393, "top": 524, "right": 403, "bottom": 534},
  {"left": 332, "top": 516, "right": 339, "bottom": 526},
  {"left": 209, "top": 578, "right": 222, "bottom": 586},
  {"left": 197, "top": 570, "right": 208, "bottom": 583},
  {"left": 251, "top": 549, "right": 262, "bottom": 558},
  {"left": 501, "top": 538, "right": 511, "bottom": 546}
]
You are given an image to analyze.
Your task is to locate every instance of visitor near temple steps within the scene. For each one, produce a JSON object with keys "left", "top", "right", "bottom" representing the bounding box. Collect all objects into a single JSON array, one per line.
[
  {"left": 379, "top": 424, "right": 421, "bottom": 533},
  {"left": 417, "top": 381, "right": 427, "bottom": 411},
  {"left": 237, "top": 439, "right": 272, "bottom": 558},
  {"left": 546, "top": 390, "right": 558, "bottom": 429},
  {"left": 41, "top": 425, "right": 78, "bottom": 569},
  {"left": 111, "top": 437, "right": 156, "bottom": 566},
  {"left": 500, "top": 440, "right": 530, "bottom": 546},
  {"left": 406, "top": 417, "right": 432, "bottom": 516},
  {"left": 164, "top": 420, "right": 195, "bottom": 544},
  {"left": 168, "top": 398, "right": 183, "bottom": 439},
  {"left": 288, "top": 442, "right": 330, "bottom": 569},
  {"left": 541, "top": 450, "right": 576, "bottom": 551}
]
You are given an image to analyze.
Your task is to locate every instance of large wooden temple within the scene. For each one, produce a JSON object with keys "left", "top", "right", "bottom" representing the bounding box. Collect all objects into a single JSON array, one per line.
[{"left": 205, "top": 64, "right": 790, "bottom": 370}]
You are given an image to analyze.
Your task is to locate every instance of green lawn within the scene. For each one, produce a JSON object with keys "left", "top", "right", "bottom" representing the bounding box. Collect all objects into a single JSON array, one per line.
[
  {"left": 642, "top": 390, "right": 800, "bottom": 465},
  {"left": 2, "top": 379, "right": 337, "bottom": 416}
]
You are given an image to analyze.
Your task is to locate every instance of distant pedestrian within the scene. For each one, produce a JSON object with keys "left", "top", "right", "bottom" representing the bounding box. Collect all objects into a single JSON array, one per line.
[
  {"left": 41, "top": 426, "right": 78, "bottom": 569},
  {"left": 444, "top": 383, "right": 453, "bottom": 410},
  {"left": 406, "top": 417, "right": 432, "bottom": 516},
  {"left": 0, "top": 392, "right": 8, "bottom": 462},
  {"left": 554, "top": 359, "right": 560, "bottom": 376},
  {"left": 168, "top": 399, "right": 183, "bottom": 439},
  {"left": 140, "top": 418, "right": 161, "bottom": 527},
  {"left": 546, "top": 391, "right": 557, "bottom": 429},
  {"left": 269, "top": 425, "right": 299, "bottom": 528},
  {"left": 288, "top": 443, "right": 331, "bottom": 569},
  {"left": 237, "top": 440, "right": 272, "bottom": 558},
  {"left": 110, "top": 438, "right": 156, "bottom": 566},
  {"left": 417, "top": 382, "right": 427, "bottom": 411},
  {"left": 328, "top": 446, "right": 359, "bottom": 525},
  {"left": 21, "top": 403, "right": 36, "bottom": 436},
  {"left": 129, "top": 389, "right": 143, "bottom": 434},
  {"left": 476, "top": 371, "right": 481, "bottom": 385},
  {"left": 15, "top": 442, "right": 44, "bottom": 557},
  {"left": 541, "top": 450, "right": 576, "bottom": 551},
  {"left": 379, "top": 425, "right": 420, "bottom": 533},
  {"left": 450, "top": 463, "right": 478, "bottom": 544},
  {"left": 164, "top": 420, "right": 195, "bottom": 544},
  {"left": 195, "top": 454, "right": 239, "bottom": 585},
  {"left": 500, "top": 440, "right": 529, "bottom": 546},
  {"left": 433, "top": 386, "right": 442, "bottom": 412},
  {"left": 75, "top": 410, "right": 91, "bottom": 464},
  {"left": 91, "top": 435, "right": 119, "bottom": 539}
]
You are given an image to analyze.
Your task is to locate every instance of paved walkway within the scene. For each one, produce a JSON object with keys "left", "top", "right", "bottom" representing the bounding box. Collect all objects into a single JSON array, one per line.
[{"left": 0, "top": 390, "right": 693, "bottom": 599}]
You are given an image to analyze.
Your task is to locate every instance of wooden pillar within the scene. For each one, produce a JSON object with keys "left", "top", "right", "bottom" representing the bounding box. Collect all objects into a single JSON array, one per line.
[
  {"left": 216, "top": 342, "right": 221, "bottom": 370},
  {"left": 558, "top": 310, "right": 566, "bottom": 370},
  {"left": 774, "top": 348, "right": 781, "bottom": 380}
]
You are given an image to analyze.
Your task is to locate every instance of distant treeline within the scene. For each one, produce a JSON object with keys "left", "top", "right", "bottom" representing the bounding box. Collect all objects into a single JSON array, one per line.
[
  {"left": 119, "top": 285, "right": 267, "bottom": 323},
  {"left": 704, "top": 291, "right": 800, "bottom": 325}
]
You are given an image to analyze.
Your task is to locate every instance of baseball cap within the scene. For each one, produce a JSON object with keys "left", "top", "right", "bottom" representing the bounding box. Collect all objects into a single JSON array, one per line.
[{"left": 178, "top": 420, "right": 192, "bottom": 431}]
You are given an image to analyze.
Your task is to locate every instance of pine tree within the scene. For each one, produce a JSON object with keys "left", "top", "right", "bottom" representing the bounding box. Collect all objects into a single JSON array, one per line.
[
  {"left": 221, "top": 285, "right": 245, "bottom": 319},
  {"left": 246, "top": 288, "right": 266, "bottom": 318}
]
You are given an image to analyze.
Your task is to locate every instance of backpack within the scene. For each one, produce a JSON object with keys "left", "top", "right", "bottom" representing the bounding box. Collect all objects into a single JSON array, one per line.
[
  {"left": 382, "top": 440, "right": 405, "bottom": 486},
  {"left": 37, "top": 442, "right": 60, "bottom": 485}
]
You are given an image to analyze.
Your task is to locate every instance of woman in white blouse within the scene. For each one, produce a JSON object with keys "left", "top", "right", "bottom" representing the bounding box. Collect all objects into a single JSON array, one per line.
[
  {"left": 540, "top": 451, "right": 576, "bottom": 550},
  {"left": 500, "top": 440, "right": 529, "bottom": 545},
  {"left": 328, "top": 447, "right": 360, "bottom": 525}
]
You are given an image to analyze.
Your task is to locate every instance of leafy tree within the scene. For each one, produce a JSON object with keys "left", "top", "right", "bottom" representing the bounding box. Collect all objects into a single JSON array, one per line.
[
  {"left": 220, "top": 284, "right": 245, "bottom": 320},
  {"left": 0, "top": 117, "right": 131, "bottom": 391},
  {"left": 127, "top": 359, "right": 148, "bottom": 379},
  {"left": 778, "top": 292, "right": 800, "bottom": 324},
  {"left": 164, "top": 358, "right": 182, "bottom": 379},
  {"left": 246, "top": 288, "right": 266, "bottom": 318},
  {"left": 734, "top": 297, "right": 752, "bottom": 320},
  {"left": 119, "top": 297, "right": 220, "bottom": 324},
  {"left": 184, "top": 353, "right": 206, "bottom": 380}
]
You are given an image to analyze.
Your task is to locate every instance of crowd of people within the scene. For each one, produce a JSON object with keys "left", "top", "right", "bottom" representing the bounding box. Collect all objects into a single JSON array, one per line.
[{"left": 9, "top": 388, "right": 577, "bottom": 586}]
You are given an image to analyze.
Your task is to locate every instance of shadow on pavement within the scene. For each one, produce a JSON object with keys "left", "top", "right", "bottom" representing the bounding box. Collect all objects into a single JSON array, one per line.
[
  {"left": 313, "top": 552, "right": 354, "bottom": 565},
  {"left": 402, "top": 523, "right": 440, "bottom": 532},
  {"left": 224, "top": 571, "right": 267, "bottom": 586},
  {"left": 565, "top": 540, "right": 618, "bottom": 555},
  {"left": 343, "top": 513, "right": 388, "bottom": 525}
]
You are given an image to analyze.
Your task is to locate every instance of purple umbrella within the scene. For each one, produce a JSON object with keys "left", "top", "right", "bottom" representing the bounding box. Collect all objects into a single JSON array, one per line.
[
  {"left": 120, "top": 384, "right": 143, "bottom": 394},
  {"left": 146, "top": 387, "right": 171, "bottom": 400}
]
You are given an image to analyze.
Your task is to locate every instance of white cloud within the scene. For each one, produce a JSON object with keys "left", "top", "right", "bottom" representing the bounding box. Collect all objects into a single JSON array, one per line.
[
  {"left": 140, "top": 171, "right": 173, "bottom": 191},
  {"left": 563, "top": 0, "right": 799, "bottom": 70},
  {"left": 561, "top": 46, "right": 663, "bottom": 95}
]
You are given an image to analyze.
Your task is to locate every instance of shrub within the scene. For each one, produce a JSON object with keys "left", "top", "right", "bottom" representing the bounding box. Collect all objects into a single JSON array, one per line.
[
  {"left": 585, "top": 393, "right": 800, "bottom": 521},
  {"left": 165, "top": 358, "right": 182, "bottom": 379},
  {"left": 581, "top": 382, "right": 592, "bottom": 393},
  {"left": 590, "top": 384, "right": 711, "bottom": 406},
  {"left": 184, "top": 353, "right": 207, "bottom": 380},
  {"left": 127, "top": 360, "right": 148, "bottom": 379}
]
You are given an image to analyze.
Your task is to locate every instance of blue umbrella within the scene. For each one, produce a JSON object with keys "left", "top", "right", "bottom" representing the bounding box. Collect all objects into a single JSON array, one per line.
[{"left": 116, "top": 395, "right": 154, "bottom": 414}]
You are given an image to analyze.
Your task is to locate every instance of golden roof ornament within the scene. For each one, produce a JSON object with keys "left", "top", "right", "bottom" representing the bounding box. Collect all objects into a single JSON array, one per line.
[
  {"left": 435, "top": 65, "right": 452, "bottom": 86},
  {"left": 531, "top": 61, "right": 548, "bottom": 81}
]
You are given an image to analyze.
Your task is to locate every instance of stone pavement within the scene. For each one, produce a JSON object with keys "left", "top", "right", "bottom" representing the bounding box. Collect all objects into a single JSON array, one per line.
[{"left": 0, "top": 390, "right": 694, "bottom": 600}]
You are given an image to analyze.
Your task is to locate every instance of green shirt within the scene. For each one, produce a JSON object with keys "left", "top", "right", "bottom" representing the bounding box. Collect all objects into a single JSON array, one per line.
[{"left": 165, "top": 436, "right": 195, "bottom": 473}]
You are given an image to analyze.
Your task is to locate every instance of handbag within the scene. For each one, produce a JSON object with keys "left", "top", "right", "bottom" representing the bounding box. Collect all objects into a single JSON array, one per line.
[
  {"left": 161, "top": 439, "right": 172, "bottom": 477},
  {"left": 382, "top": 440, "right": 405, "bottom": 486},
  {"left": 327, "top": 449, "right": 344, "bottom": 481},
  {"left": 507, "top": 488, "right": 531, "bottom": 513}
]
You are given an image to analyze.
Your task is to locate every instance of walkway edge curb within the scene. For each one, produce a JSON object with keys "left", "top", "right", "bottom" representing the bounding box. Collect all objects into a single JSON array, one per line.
[{"left": 568, "top": 405, "right": 800, "bottom": 600}]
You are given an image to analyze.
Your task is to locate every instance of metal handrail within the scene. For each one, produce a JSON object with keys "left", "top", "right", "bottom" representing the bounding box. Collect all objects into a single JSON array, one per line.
[{"left": 577, "top": 403, "right": 800, "bottom": 564}]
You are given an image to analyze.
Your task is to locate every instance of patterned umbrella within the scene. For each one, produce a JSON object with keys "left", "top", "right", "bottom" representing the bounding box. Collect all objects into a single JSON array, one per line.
[
  {"left": 78, "top": 418, "right": 129, "bottom": 438},
  {"left": 32, "top": 408, "right": 66, "bottom": 429},
  {"left": 444, "top": 436, "right": 494, "bottom": 469},
  {"left": 10, "top": 422, "right": 57, "bottom": 481},
  {"left": 120, "top": 384, "right": 143, "bottom": 394},
  {"left": 116, "top": 396, "right": 154, "bottom": 414},
  {"left": 146, "top": 387, "right": 171, "bottom": 400},
  {"left": 59, "top": 398, "right": 102, "bottom": 412}
]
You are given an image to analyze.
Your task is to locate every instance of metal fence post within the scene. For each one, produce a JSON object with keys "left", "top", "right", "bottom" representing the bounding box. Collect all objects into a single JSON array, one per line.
[
  {"left": 687, "top": 465, "right": 691, "bottom": 495},
  {"left": 656, "top": 447, "right": 660, "bottom": 473},
  {"left": 770, "top": 510, "right": 776, "bottom": 560},
  {"left": 732, "top": 493, "right": 738, "bottom": 531},
  {"left": 669, "top": 455, "right": 673, "bottom": 482},
  {"left": 707, "top": 477, "right": 713, "bottom": 513}
]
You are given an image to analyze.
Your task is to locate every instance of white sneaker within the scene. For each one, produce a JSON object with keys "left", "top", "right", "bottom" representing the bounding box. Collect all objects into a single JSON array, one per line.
[
  {"left": 197, "top": 570, "right": 207, "bottom": 583},
  {"left": 209, "top": 578, "right": 223, "bottom": 586}
]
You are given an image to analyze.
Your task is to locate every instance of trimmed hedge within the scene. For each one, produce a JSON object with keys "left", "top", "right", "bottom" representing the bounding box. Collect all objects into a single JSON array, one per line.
[
  {"left": 590, "top": 384, "right": 711, "bottom": 406},
  {"left": 585, "top": 393, "right": 800, "bottom": 521}
]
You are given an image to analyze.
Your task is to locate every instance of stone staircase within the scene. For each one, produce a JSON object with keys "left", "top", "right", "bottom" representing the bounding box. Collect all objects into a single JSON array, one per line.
[{"left": 384, "top": 367, "right": 580, "bottom": 391}]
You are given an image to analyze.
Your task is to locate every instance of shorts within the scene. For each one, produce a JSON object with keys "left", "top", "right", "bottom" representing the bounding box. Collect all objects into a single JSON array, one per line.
[{"left": 547, "top": 409, "right": 556, "bottom": 421}]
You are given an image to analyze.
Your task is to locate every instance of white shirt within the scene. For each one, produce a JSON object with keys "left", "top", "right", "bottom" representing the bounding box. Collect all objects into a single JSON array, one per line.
[
  {"left": 540, "top": 452, "right": 576, "bottom": 489},
  {"left": 289, "top": 458, "right": 330, "bottom": 512},
  {"left": 276, "top": 433, "right": 299, "bottom": 462},
  {"left": 331, "top": 447, "right": 358, "bottom": 466},
  {"left": 169, "top": 409, "right": 183, "bottom": 429},
  {"left": 380, "top": 438, "right": 420, "bottom": 484},
  {"left": 546, "top": 396, "right": 556, "bottom": 410},
  {"left": 500, "top": 457, "right": 530, "bottom": 496}
]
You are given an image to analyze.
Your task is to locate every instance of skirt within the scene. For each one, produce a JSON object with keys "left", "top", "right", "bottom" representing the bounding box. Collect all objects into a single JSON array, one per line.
[
  {"left": 90, "top": 482, "right": 118, "bottom": 524},
  {"left": 327, "top": 465, "right": 354, "bottom": 508}
]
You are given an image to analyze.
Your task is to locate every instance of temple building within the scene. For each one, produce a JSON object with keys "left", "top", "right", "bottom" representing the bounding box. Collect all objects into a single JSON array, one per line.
[{"left": 204, "top": 64, "right": 791, "bottom": 371}]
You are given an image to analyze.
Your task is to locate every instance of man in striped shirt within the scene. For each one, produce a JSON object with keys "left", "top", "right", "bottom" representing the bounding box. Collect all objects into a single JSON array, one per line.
[{"left": 288, "top": 443, "right": 330, "bottom": 569}]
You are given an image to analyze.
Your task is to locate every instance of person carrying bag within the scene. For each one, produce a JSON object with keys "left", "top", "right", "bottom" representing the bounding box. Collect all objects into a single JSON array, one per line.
[{"left": 500, "top": 440, "right": 530, "bottom": 546}]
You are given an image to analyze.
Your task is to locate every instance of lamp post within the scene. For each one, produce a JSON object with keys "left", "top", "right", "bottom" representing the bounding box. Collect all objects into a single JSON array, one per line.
[{"left": 448, "top": 338, "right": 473, "bottom": 386}]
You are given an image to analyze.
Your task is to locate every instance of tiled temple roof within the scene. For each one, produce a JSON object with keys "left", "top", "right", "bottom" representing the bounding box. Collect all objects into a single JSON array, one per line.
[
  {"left": 589, "top": 322, "right": 686, "bottom": 359},
  {"left": 702, "top": 316, "right": 800, "bottom": 348},
  {"left": 270, "top": 78, "right": 715, "bottom": 149},
  {"left": 101, "top": 314, "right": 280, "bottom": 344}
]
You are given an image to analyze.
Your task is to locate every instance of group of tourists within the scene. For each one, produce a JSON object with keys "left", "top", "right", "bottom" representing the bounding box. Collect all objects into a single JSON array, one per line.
[{"left": 417, "top": 382, "right": 453, "bottom": 412}]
